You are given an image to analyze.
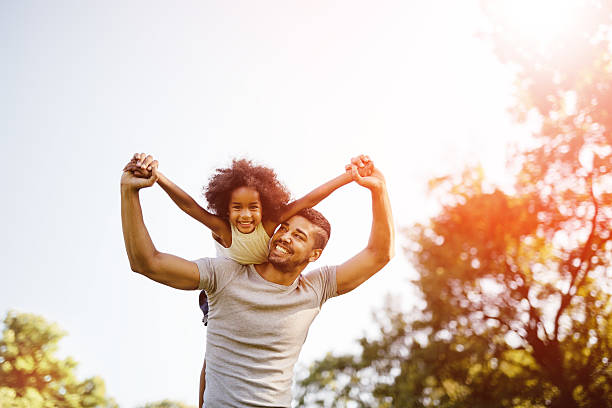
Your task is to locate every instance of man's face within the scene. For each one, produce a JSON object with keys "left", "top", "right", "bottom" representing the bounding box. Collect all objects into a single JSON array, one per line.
[{"left": 268, "top": 215, "right": 322, "bottom": 272}]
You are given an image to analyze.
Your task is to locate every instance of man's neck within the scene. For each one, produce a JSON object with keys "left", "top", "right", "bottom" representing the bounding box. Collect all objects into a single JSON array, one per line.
[{"left": 253, "top": 262, "right": 305, "bottom": 286}]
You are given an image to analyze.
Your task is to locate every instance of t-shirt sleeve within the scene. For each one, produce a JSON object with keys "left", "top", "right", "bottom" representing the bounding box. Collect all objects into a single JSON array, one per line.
[
  {"left": 193, "top": 257, "right": 240, "bottom": 294},
  {"left": 304, "top": 265, "right": 338, "bottom": 307},
  {"left": 194, "top": 258, "right": 216, "bottom": 292}
]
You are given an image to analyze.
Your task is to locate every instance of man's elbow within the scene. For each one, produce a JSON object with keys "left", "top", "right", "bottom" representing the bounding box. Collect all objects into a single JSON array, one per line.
[
  {"left": 128, "top": 253, "right": 158, "bottom": 278},
  {"left": 129, "top": 261, "right": 145, "bottom": 275},
  {"left": 129, "top": 260, "right": 149, "bottom": 277},
  {"left": 388, "top": 245, "right": 396, "bottom": 261},
  {"left": 374, "top": 245, "right": 395, "bottom": 267},
  {"left": 380, "top": 248, "right": 395, "bottom": 265}
]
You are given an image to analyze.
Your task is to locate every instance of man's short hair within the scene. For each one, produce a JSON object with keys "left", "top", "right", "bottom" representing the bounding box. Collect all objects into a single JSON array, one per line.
[{"left": 295, "top": 208, "right": 331, "bottom": 250}]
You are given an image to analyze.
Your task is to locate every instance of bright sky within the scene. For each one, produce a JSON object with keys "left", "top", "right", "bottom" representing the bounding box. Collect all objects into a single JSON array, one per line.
[{"left": 1, "top": 1, "right": 528, "bottom": 406}]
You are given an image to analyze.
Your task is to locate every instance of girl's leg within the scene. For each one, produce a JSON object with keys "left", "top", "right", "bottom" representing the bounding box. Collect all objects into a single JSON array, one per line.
[
  {"left": 198, "top": 290, "right": 208, "bottom": 407},
  {"left": 199, "top": 359, "right": 206, "bottom": 408}
]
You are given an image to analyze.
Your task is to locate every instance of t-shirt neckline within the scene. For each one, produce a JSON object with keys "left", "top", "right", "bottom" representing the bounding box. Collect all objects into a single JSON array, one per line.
[{"left": 248, "top": 264, "right": 300, "bottom": 291}]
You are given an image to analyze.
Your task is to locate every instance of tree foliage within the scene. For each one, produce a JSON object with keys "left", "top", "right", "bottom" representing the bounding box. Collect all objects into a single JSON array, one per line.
[
  {"left": 138, "top": 400, "right": 195, "bottom": 408},
  {"left": 296, "top": 2, "right": 612, "bottom": 407},
  {"left": 0, "top": 311, "right": 117, "bottom": 408}
]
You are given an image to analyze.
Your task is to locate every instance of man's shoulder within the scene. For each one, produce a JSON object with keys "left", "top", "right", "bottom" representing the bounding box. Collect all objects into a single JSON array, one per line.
[
  {"left": 195, "top": 257, "right": 253, "bottom": 292},
  {"left": 301, "top": 265, "right": 338, "bottom": 303},
  {"left": 301, "top": 265, "right": 336, "bottom": 282}
]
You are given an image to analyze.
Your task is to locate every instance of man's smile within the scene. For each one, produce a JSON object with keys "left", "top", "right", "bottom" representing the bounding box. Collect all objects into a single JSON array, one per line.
[{"left": 272, "top": 242, "right": 292, "bottom": 255}]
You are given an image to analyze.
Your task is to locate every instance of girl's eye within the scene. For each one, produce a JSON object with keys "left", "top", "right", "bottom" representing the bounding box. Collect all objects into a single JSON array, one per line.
[{"left": 294, "top": 233, "right": 304, "bottom": 241}]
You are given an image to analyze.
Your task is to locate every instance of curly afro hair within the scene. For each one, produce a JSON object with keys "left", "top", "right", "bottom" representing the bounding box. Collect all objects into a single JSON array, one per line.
[{"left": 204, "top": 158, "right": 291, "bottom": 222}]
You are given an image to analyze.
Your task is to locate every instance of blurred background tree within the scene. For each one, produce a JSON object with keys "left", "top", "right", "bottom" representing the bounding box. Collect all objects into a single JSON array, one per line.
[
  {"left": 137, "top": 400, "right": 195, "bottom": 408},
  {"left": 296, "top": 1, "right": 612, "bottom": 407},
  {"left": 0, "top": 310, "right": 118, "bottom": 408}
]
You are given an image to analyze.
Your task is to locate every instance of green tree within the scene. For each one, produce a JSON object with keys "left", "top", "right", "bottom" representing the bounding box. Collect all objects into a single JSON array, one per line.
[
  {"left": 0, "top": 310, "right": 117, "bottom": 408},
  {"left": 296, "top": 2, "right": 612, "bottom": 407},
  {"left": 138, "top": 400, "right": 195, "bottom": 408}
]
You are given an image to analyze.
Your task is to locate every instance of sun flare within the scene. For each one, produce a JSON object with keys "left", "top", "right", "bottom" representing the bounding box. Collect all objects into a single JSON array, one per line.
[{"left": 495, "top": 0, "right": 582, "bottom": 48}]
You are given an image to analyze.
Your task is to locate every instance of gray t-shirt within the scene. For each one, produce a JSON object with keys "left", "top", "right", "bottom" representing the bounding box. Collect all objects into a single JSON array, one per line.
[{"left": 195, "top": 257, "right": 338, "bottom": 408}]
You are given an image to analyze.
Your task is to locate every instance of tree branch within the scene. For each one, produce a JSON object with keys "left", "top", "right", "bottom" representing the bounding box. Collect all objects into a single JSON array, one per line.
[{"left": 553, "top": 174, "right": 599, "bottom": 341}]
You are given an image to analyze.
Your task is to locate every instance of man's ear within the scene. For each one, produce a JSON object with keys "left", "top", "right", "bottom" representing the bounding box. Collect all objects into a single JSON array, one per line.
[{"left": 308, "top": 248, "right": 322, "bottom": 263}]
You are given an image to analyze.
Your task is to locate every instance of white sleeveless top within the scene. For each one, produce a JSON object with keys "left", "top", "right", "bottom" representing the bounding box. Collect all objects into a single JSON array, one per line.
[{"left": 214, "top": 222, "right": 270, "bottom": 265}]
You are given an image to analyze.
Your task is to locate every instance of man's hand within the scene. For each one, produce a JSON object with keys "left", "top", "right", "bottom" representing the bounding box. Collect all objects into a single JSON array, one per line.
[
  {"left": 348, "top": 164, "right": 385, "bottom": 191},
  {"left": 121, "top": 153, "right": 158, "bottom": 190}
]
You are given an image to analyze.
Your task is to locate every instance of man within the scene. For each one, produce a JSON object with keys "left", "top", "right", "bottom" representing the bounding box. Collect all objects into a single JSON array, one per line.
[{"left": 121, "top": 154, "right": 394, "bottom": 407}]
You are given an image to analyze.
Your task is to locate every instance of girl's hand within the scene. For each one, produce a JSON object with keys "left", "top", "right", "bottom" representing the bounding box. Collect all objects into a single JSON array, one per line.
[
  {"left": 123, "top": 152, "right": 157, "bottom": 178},
  {"left": 345, "top": 154, "right": 374, "bottom": 177}
]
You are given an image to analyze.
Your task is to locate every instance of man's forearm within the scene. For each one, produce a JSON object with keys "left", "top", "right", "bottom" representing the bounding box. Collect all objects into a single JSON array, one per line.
[
  {"left": 121, "top": 186, "right": 158, "bottom": 272},
  {"left": 367, "top": 184, "right": 395, "bottom": 262},
  {"left": 334, "top": 180, "right": 394, "bottom": 294}
]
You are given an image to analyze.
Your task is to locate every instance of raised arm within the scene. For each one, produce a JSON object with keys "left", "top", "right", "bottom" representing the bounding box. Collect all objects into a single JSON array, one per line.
[
  {"left": 273, "top": 172, "right": 352, "bottom": 223},
  {"left": 125, "top": 153, "right": 230, "bottom": 242},
  {"left": 335, "top": 161, "right": 395, "bottom": 295},
  {"left": 121, "top": 156, "right": 200, "bottom": 290},
  {"left": 267, "top": 157, "right": 374, "bottom": 234},
  {"left": 156, "top": 172, "right": 229, "bottom": 236}
]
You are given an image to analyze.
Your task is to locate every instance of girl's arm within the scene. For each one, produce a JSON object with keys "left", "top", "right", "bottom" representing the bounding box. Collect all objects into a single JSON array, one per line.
[
  {"left": 263, "top": 171, "right": 353, "bottom": 235},
  {"left": 155, "top": 172, "right": 230, "bottom": 240},
  {"left": 264, "top": 156, "right": 374, "bottom": 235},
  {"left": 124, "top": 156, "right": 231, "bottom": 242},
  {"left": 281, "top": 172, "right": 352, "bottom": 219}
]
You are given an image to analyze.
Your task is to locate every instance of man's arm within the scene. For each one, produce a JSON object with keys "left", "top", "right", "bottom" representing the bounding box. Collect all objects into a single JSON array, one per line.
[
  {"left": 121, "top": 157, "right": 200, "bottom": 290},
  {"left": 335, "top": 161, "right": 394, "bottom": 295}
]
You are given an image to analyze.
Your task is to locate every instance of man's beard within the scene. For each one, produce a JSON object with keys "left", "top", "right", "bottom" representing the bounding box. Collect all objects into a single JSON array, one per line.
[{"left": 267, "top": 252, "right": 310, "bottom": 273}]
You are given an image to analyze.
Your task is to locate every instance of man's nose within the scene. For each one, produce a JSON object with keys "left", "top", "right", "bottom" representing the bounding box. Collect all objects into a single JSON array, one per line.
[{"left": 278, "top": 231, "right": 292, "bottom": 243}]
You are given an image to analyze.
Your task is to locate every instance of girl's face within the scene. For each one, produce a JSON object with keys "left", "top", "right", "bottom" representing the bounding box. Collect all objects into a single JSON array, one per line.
[{"left": 228, "top": 186, "right": 263, "bottom": 234}]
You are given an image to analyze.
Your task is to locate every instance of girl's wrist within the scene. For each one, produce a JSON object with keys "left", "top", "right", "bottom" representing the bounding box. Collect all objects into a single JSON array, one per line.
[
  {"left": 339, "top": 171, "right": 353, "bottom": 184},
  {"left": 155, "top": 171, "right": 168, "bottom": 185}
]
